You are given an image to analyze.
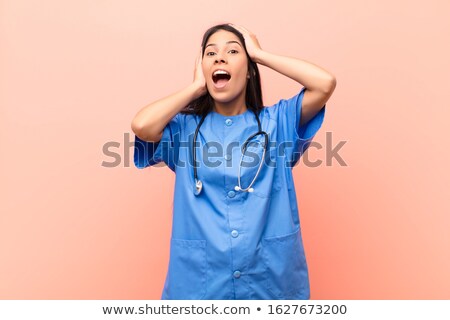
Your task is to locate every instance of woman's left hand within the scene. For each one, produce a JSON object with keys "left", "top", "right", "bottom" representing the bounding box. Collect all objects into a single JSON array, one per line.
[{"left": 229, "top": 24, "right": 263, "bottom": 62}]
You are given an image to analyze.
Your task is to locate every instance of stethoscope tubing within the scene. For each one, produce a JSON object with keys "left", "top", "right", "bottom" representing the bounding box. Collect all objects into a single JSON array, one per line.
[
  {"left": 236, "top": 129, "right": 268, "bottom": 192},
  {"left": 192, "top": 109, "right": 268, "bottom": 196}
]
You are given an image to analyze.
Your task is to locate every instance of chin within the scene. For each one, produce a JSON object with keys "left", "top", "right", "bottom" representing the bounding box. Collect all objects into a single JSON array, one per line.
[
  {"left": 207, "top": 86, "right": 245, "bottom": 105},
  {"left": 210, "top": 94, "right": 241, "bottom": 105},
  {"left": 209, "top": 93, "right": 233, "bottom": 103}
]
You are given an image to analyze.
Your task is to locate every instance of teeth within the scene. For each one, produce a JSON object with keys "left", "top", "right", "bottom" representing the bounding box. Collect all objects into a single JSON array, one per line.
[{"left": 213, "top": 70, "right": 230, "bottom": 76}]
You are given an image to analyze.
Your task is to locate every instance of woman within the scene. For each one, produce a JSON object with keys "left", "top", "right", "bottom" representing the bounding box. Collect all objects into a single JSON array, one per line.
[{"left": 131, "top": 23, "right": 336, "bottom": 300}]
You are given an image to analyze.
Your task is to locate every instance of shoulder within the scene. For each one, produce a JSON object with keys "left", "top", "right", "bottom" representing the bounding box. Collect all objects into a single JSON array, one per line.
[
  {"left": 265, "top": 88, "right": 307, "bottom": 110},
  {"left": 169, "top": 112, "right": 200, "bottom": 129},
  {"left": 262, "top": 88, "right": 306, "bottom": 122}
]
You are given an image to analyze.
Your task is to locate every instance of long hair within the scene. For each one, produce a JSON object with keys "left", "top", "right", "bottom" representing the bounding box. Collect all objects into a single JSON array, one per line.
[{"left": 181, "top": 24, "right": 263, "bottom": 117}]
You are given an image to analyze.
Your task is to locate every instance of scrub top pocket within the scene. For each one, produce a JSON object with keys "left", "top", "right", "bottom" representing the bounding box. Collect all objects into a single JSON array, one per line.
[
  {"left": 262, "top": 228, "right": 309, "bottom": 299},
  {"left": 162, "top": 238, "right": 207, "bottom": 300}
]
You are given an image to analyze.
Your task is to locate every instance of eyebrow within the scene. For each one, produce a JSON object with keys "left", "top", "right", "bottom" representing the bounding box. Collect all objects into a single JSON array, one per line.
[{"left": 205, "top": 41, "right": 242, "bottom": 49}]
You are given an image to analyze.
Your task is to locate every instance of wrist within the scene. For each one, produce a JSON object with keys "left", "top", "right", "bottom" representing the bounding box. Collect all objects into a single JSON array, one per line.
[
  {"left": 252, "top": 49, "right": 266, "bottom": 64},
  {"left": 190, "top": 82, "right": 207, "bottom": 99}
]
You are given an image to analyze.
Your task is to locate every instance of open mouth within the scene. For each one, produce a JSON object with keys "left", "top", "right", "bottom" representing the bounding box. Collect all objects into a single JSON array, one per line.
[{"left": 212, "top": 70, "right": 231, "bottom": 88}]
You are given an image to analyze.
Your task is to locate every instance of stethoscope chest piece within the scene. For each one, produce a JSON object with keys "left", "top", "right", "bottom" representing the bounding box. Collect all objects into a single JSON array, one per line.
[{"left": 194, "top": 179, "right": 203, "bottom": 196}]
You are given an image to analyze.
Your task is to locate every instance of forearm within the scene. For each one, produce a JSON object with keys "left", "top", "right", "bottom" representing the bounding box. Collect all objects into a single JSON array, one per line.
[
  {"left": 131, "top": 83, "right": 204, "bottom": 142},
  {"left": 254, "top": 50, "right": 336, "bottom": 92}
]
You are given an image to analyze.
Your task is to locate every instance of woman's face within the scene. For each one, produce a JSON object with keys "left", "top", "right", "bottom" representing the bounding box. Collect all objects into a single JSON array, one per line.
[{"left": 202, "top": 30, "right": 249, "bottom": 105}]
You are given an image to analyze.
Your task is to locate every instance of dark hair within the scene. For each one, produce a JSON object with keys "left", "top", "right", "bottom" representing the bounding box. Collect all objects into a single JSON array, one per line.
[{"left": 181, "top": 23, "right": 263, "bottom": 117}]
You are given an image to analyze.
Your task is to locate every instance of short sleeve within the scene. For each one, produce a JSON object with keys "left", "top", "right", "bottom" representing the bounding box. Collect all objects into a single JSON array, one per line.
[
  {"left": 133, "top": 114, "right": 181, "bottom": 172},
  {"left": 274, "top": 87, "right": 326, "bottom": 167}
]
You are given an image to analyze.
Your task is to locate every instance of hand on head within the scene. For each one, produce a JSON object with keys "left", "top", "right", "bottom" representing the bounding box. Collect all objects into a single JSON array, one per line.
[
  {"left": 193, "top": 46, "right": 207, "bottom": 96},
  {"left": 228, "top": 24, "right": 263, "bottom": 61}
]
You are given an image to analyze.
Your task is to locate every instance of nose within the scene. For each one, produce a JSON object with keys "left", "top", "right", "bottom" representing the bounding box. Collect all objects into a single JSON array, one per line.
[{"left": 214, "top": 53, "right": 227, "bottom": 64}]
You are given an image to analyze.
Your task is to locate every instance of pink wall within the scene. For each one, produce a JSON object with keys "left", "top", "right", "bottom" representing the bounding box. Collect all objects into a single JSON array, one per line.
[{"left": 1, "top": 0, "right": 449, "bottom": 299}]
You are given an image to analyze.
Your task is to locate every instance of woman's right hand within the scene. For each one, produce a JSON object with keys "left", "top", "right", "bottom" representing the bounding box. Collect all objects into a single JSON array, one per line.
[
  {"left": 193, "top": 47, "right": 207, "bottom": 97},
  {"left": 132, "top": 48, "right": 209, "bottom": 142}
]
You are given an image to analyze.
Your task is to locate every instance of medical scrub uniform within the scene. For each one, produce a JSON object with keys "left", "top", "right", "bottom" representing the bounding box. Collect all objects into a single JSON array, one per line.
[{"left": 134, "top": 87, "right": 326, "bottom": 299}]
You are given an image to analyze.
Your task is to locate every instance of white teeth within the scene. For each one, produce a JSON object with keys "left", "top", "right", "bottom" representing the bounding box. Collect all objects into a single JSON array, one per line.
[{"left": 213, "top": 70, "right": 230, "bottom": 76}]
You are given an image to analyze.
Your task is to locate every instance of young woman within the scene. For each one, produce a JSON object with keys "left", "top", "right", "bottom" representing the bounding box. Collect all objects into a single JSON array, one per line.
[{"left": 131, "top": 23, "right": 336, "bottom": 300}]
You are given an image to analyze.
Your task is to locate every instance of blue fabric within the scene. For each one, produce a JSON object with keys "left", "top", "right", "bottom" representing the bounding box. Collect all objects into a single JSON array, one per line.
[{"left": 134, "top": 87, "right": 326, "bottom": 299}]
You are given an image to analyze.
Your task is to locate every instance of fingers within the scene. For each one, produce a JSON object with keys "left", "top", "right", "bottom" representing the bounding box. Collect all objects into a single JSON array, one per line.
[
  {"left": 229, "top": 23, "right": 250, "bottom": 36},
  {"left": 196, "top": 46, "right": 202, "bottom": 64},
  {"left": 194, "top": 46, "right": 206, "bottom": 83}
]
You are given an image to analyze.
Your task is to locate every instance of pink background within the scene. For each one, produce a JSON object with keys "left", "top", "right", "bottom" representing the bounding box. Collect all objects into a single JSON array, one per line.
[{"left": 1, "top": 0, "right": 449, "bottom": 299}]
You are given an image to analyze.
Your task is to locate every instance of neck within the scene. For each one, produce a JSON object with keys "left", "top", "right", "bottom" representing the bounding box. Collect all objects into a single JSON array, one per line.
[{"left": 213, "top": 95, "right": 247, "bottom": 116}]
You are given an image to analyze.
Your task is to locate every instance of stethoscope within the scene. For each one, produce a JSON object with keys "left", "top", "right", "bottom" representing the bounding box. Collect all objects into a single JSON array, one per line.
[{"left": 193, "top": 110, "right": 269, "bottom": 196}]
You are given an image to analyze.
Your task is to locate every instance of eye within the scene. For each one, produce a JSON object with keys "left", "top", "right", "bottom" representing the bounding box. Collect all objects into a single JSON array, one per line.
[
  {"left": 206, "top": 52, "right": 216, "bottom": 56},
  {"left": 228, "top": 49, "right": 238, "bottom": 54}
]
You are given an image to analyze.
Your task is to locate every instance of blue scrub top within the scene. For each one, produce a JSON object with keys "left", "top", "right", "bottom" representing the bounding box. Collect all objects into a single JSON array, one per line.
[{"left": 134, "top": 87, "right": 326, "bottom": 299}]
